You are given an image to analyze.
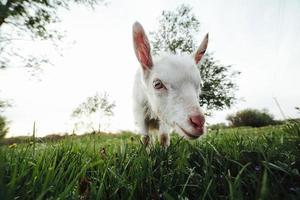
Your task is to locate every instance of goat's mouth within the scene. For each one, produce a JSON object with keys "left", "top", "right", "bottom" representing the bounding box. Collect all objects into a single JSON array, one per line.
[{"left": 176, "top": 124, "right": 200, "bottom": 139}]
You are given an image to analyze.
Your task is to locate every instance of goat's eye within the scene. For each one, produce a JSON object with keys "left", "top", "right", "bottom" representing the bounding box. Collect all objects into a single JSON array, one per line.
[{"left": 153, "top": 79, "right": 164, "bottom": 89}]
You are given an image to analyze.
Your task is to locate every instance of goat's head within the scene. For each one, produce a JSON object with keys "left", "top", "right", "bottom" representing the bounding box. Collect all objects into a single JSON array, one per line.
[{"left": 133, "top": 22, "right": 208, "bottom": 139}]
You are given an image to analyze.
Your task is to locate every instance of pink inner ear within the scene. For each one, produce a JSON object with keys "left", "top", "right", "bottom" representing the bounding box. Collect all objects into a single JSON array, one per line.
[
  {"left": 195, "top": 49, "right": 206, "bottom": 64},
  {"left": 135, "top": 33, "right": 153, "bottom": 68},
  {"left": 133, "top": 23, "right": 153, "bottom": 70},
  {"left": 195, "top": 33, "right": 209, "bottom": 64}
]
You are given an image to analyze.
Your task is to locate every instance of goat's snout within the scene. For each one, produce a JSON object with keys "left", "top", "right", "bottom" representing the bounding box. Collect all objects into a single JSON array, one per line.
[{"left": 189, "top": 114, "right": 205, "bottom": 132}]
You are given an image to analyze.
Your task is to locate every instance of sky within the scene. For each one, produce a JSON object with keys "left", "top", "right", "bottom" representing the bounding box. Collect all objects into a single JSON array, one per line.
[{"left": 0, "top": 0, "right": 300, "bottom": 137}]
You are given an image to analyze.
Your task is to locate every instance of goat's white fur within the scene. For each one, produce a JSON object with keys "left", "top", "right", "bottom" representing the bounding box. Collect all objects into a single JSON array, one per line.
[{"left": 132, "top": 22, "right": 208, "bottom": 146}]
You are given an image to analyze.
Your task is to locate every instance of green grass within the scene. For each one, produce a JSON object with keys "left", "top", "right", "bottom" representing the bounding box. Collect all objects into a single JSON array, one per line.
[{"left": 0, "top": 123, "right": 300, "bottom": 200}]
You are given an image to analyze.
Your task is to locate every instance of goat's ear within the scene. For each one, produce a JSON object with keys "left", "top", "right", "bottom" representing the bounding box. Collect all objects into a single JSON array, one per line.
[
  {"left": 133, "top": 22, "right": 153, "bottom": 71},
  {"left": 194, "top": 33, "right": 209, "bottom": 64}
]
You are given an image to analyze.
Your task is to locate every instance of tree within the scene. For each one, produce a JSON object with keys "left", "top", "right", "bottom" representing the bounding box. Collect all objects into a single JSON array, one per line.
[
  {"left": 71, "top": 92, "right": 115, "bottom": 133},
  {"left": 150, "top": 5, "right": 200, "bottom": 55},
  {"left": 0, "top": 99, "right": 10, "bottom": 139},
  {"left": 226, "top": 109, "right": 275, "bottom": 127},
  {"left": 0, "top": 0, "right": 104, "bottom": 70},
  {"left": 199, "top": 56, "right": 240, "bottom": 111},
  {"left": 150, "top": 4, "right": 240, "bottom": 114},
  {"left": 0, "top": 115, "right": 8, "bottom": 139}
]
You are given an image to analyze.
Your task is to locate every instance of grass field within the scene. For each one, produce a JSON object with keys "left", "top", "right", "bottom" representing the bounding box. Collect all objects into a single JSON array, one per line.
[{"left": 0, "top": 122, "right": 300, "bottom": 200}]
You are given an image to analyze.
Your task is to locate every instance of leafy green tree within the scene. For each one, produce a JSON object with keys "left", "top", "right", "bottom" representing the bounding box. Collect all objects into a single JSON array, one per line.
[
  {"left": 0, "top": 100, "right": 10, "bottom": 138},
  {"left": 71, "top": 92, "right": 115, "bottom": 133},
  {"left": 150, "top": 5, "right": 200, "bottom": 55},
  {"left": 199, "top": 56, "right": 240, "bottom": 111},
  {"left": 226, "top": 109, "right": 275, "bottom": 127},
  {"left": 0, "top": 0, "right": 104, "bottom": 69},
  {"left": 150, "top": 4, "right": 240, "bottom": 114},
  {"left": 0, "top": 115, "right": 8, "bottom": 139}
]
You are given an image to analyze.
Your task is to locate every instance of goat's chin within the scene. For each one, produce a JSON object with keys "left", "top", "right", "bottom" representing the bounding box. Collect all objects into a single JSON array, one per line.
[{"left": 175, "top": 124, "right": 204, "bottom": 140}]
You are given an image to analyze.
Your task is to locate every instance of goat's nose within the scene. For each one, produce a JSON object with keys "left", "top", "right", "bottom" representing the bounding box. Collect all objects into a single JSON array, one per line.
[{"left": 189, "top": 115, "right": 205, "bottom": 129}]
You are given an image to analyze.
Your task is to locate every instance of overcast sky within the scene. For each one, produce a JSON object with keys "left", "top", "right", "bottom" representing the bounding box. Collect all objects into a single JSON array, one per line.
[{"left": 0, "top": 0, "right": 299, "bottom": 137}]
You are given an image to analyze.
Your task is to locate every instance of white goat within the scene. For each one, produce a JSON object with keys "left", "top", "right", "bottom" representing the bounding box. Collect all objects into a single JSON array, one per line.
[{"left": 132, "top": 22, "right": 208, "bottom": 146}]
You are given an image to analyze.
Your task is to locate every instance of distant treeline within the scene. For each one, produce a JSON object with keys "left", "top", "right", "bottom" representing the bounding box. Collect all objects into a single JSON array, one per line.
[
  {"left": 209, "top": 117, "right": 299, "bottom": 130},
  {"left": 0, "top": 131, "right": 128, "bottom": 146}
]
